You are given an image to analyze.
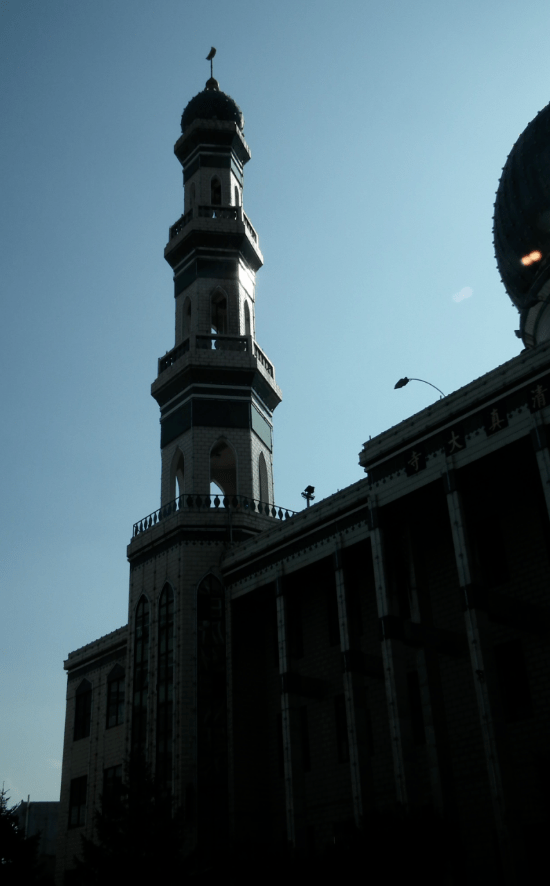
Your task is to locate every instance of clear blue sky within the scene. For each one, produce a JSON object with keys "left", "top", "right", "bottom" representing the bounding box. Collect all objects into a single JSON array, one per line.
[{"left": 1, "top": 0, "right": 547, "bottom": 802}]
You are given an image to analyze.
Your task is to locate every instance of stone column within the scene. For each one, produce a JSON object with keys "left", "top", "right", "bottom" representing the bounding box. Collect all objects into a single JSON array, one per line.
[
  {"left": 369, "top": 500, "right": 419, "bottom": 808},
  {"left": 333, "top": 545, "right": 374, "bottom": 825},
  {"left": 443, "top": 467, "right": 513, "bottom": 873},
  {"left": 275, "top": 575, "right": 306, "bottom": 848}
]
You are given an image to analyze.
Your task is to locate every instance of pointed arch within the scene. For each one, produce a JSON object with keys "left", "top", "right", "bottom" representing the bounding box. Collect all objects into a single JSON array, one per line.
[
  {"left": 234, "top": 184, "right": 240, "bottom": 206},
  {"left": 210, "top": 175, "right": 222, "bottom": 206},
  {"left": 182, "top": 296, "right": 192, "bottom": 339},
  {"left": 211, "top": 288, "right": 228, "bottom": 335},
  {"left": 244, "top": 300, "right": 251, "bottom": 336},
  {"left": 157, "top": 583, "right": 174, "bottom": 788},
  {"left": 258, "top": 451, "right": 269, "bottom": 503},
  {"left": 74, "top": 679, "right": 92, "bottom": 741},
  {"left": 132, "top": 595, "right": 150, "bottom": 754},
  {"left": 210, "top": 438, "right": 237, "bottom": 496},
  {"left": 106, "top": 665, "right": 125, "bottom": 729},
  {"left": 197, "top": 572, "right": 227, "bottom": 801},
  {"left": 170, "top": 448, "right": 185, "bottom": 501}
]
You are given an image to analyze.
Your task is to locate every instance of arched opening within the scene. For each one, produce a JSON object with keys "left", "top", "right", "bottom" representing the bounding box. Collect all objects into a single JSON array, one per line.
[
  {"left": 132, "top": 596, "right": 150, "bottom": 755},
  {"left": 157, "top": 584, "right": 174, "bottom": 789},
  {"left": 234, "top": 185, "right": 240, "bottom": 206},
  {"left": 190, "top": 182, "right": 196, "bottom": 205},
  {"left": 106, "top": 665, "right": 125, "bottom": 729},
  {"left": 170, "top": 449, "right": 185, "bottom": 501},
  {"left": 182, "top": 297, "right": 191, "bottom": 339},
  {"left": 74, "top": 679, "right": 92, "bottom": 741},
  {"left": 211, "top": 290, "right": 228, "bottom": 335},
  {"left": 211, "top": 176, "right": 222, "bottom": 206},
  {"left": 210, "top": 440, "right": 237, "bottom": 497},
  {"left": 244, "top": 300, "right": 251, "bottom": 336},
  {"left": 196, "top": 573, "right": 226, "bottom": 831},
  {"left": 258, "top": 451, "right": 269, "bottom": 503}
]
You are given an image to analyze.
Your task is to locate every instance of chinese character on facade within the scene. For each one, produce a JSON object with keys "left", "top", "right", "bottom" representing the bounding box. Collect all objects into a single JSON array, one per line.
[
  {"left": 408, "top": 451, "right": 421, "bottom": 472},
  {"left": 531, "top": 384, "right": 547, "bottom": 410},
  {"left": 488, "top": 409, "right": 504, "bottom": 432},
  {"left": 447, "top": 431, "right": 463, "bottom": 454}
]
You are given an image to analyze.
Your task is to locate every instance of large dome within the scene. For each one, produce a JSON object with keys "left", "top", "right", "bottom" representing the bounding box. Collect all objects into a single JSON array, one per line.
[
  {"left": 493, "top": 101, "right": 550, "bottom": 345},
  {"left": 181, "top": 79, "right": 244, "bottom": 133}
]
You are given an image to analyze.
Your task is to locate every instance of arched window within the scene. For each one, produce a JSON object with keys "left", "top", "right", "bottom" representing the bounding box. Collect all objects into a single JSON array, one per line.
[
  {"left": 211, "top": 176, "right": 222, "bottom": 206},
  {"left": 190, "top": 182, "right": 196, "bottom": 205},
  {"left": 197, "top": 574, "right": 226, "bottom": 801},
  {"left": 182, "top": 297, "right": 191, "bottom": 339},
  {"left": 156, "top": 584, "right": 174, "bottom": 788},
  {"left": 258, "top": 452, "right": 269, "bottom": 503},
  {"left": 74, "top": 680, "right": 92, "bottom": 741},
  {"left": 171, "top": 449, "right": 185, "bottom": 500},
  {"left": 132, "top": 596, "right": 150, "bottom": 754},
  {"left": 106, "top": 665, "right": 125, "bottom": 729},
  {"left": 234, "top": 185, "right": 240, "bottom": 206},
  {"left": 244, "top": 300, "right": 251, "bottom": 336},
  {"left": 210, "top": 440, "right": 237, "bottom": 496},
  {"left": 211, "top": 290, "right": 228, "bottom": 335}
]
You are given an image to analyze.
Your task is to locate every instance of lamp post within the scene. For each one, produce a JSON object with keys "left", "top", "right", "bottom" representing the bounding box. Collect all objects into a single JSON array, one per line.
[
  {"left": 301, "top": 485, "right": 315, "bottom": 507},
  {"left": 394, "top": 377, "right": 445, "bottom": 399}
]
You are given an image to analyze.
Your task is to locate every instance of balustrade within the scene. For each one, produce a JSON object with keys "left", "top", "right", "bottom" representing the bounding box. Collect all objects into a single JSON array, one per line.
[
  {"left": 133, "top": 494, "right": 297, "bottom": 537},
  {"left": 243, "top": 212, "right": 258, "bottom": 242},
  {"left": 169, "top": 208, "right": 193, "bottom": 240},
  {"left": 254, "top": 344, "right": 274, "bottom": 376},
  {"left": 158, "top": 338, "right": 190, "bottom": 373},
  {"left": 198, "top": 205, "right": 238, "bottom": 220},
  {"left": 196, "top": 335, "right": 248, "bottom": 352}
]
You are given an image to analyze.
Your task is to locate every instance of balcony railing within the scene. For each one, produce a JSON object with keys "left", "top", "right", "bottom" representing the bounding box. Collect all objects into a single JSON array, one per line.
[
  {"left": 243, "top": 211, "right": 258, "bottom": 242},
  {"left": 198, "top": 205, "right": 238, "bottom": 220},
  {"left": 254, "top": 343, "right": 274, "bottom": 377},
  {"left": 133, "top": 494, "right": 297, "bottom": 537},
  {"left": 196, "top": 334, "right": 248, "bottom": 352},
  {"left": 168, "top": 206, "right": 259, "bottom": 244},
  {"left": 158, "top": 338, "right": 190, "bottom": 374},
  {"left": 157, "top": 336, "right": 276, "bottom": 376},
  {"left": 169, "top": 208, "right": 193, "bottom": 240}
]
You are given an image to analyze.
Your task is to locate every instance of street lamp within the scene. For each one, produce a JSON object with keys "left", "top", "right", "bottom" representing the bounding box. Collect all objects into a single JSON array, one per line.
[
  {"left": 394, "top": 377, "right": 445, "bottom": 399},
  {"left": 301, "top": 485, "right": 315, "bottom": 507}
]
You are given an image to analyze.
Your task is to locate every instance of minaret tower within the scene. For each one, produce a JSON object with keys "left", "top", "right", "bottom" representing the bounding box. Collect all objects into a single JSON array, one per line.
[{"left": 151, "top": 73, "right": 281, "bottom": 509}]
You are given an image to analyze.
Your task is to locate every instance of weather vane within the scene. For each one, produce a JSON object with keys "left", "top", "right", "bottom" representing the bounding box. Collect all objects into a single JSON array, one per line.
[{"left": 206, "top": 47, "right": 216, "bottom": 79}]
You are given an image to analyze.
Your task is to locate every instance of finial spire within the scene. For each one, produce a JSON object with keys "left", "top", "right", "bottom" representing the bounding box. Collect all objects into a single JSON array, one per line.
[{"left": 206, "top": 47, "right": 216, "bottom": 79}]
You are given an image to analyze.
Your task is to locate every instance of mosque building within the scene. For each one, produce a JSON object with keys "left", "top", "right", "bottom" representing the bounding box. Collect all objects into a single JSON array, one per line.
[{"left": 55, "top": 75, "right": 550, "bottom": 883}]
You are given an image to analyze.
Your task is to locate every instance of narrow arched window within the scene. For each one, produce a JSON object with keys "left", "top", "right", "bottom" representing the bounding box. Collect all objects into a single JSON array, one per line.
[
  {"left": 190, "top": 182, "right": 196, "bottom": 205},
  {"left": 210, "top": 440, "right": 237, "bottom": 496},
  {"left": 182, "top": 297, "right": 191, "bottom": 339},
  {"left": 197, "top": 575, "right": 226, "bottom": 792},
  {"left": 132, "top": 596, "right": 150, "bottom": 754},
  {"left": 106, "top": 665, "right": 125, "bottom": 729},
  {"left": 156, "top": 584, "right": 174, "bottom": 788},
  {"left": 258, "top": 452, "right": 269, "bottom": 503},
  {"left": 234, "top": 185, "right": 240, "bottom": 206},
  {"left": 172, "top": 449, "right": 184, "bottom": 500},
  {"left": 74, "top": 680, "right": 92, "bottom": 741},
  {"left": 211, "top": 290, "right": 228, "bottom": 335},
  {"left": 211, "top": 176, "right": 222, "bottom": 206},
  {"left": 244, "top": 300, "right": 251, "bottom": 336}
]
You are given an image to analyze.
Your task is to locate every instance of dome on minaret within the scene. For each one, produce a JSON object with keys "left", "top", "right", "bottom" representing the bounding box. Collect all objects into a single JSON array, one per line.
[
  {"left": 181, "top": 79, "right": 244, "bottom": 133},
  {"left": 493, "top": 100, "right": 550, "bottom": 346}
]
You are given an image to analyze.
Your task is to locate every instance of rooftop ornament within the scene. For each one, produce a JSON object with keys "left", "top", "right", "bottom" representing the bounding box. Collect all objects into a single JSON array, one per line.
[
  {"left": 301, "top": 485, "right": 315, "bottom": 507},
  {"left": 394, "top": 377, "right": 445, "bottom": 399}
]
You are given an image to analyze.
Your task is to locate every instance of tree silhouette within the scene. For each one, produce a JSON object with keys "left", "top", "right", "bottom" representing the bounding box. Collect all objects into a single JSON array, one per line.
[
  {"left": 0, "top": 786, "right": 41, "bottom": 886},
  {"left": 71, "top": 756, "right": 189, "bottom": 886}
]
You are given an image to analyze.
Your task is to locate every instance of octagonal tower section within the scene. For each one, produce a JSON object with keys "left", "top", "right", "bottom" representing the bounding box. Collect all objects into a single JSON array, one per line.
[{"left": 153, "top": 78, "right": 282, "bottom": 509}]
